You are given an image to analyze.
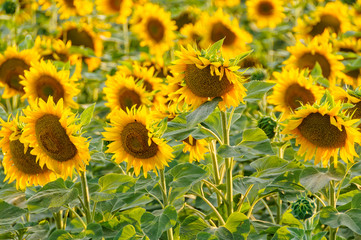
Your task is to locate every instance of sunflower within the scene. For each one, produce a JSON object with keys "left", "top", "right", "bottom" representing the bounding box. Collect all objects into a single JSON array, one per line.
[
  {"left": 282, "top": 101, "right": 361, "bottom": 167},
  {"left": 0, "top": 47, "right": 40, "bottom": 98},
  {"left": 102, "top": 107, "right": 174, "bottom": 177},
  {"left": 55, "top": 0, "right": 93, "bottom": 19},
  {"left": 182, "top": 135, "right": 209, "bottom": 162},
  {"left": 246, "top": 0, "right": 285, "bottom": 29},
  {"left": 95, "top": 0, "right": 132, "bottom": 24},
  {"left": 198, "top": 9, "right": 252, "bottom": 59},
  {"left": 59, "top": 22, "right": 103, "bottom": 71},
  {"left": 20, "top": 97, "right": 90, "bottom": 179},
  {"left": 117, "top": 62, "right": 163, "bottom": 93},
  {"left": 169, "top": 44, "right": 247, "bottom": 110},
  {"left": 294, "top": 1, "right": 352, "bottom": 39},
  {"left": 173, "top": 5, "right": 201, "bottom": 31},
  {"left": 20, "top": 60, "right": 80, "bottom": 108},
  {"left": 268, "top": 68, "right": 324, "bottom": 120},
  {"left": 331, "top": 87, "right": 361, "bottom": 121},
  {"left": 131, "top": 3, "right": 177, "bottom": 57},
  {"left": 179, "top": 23, "right": 202, "bottom": 48},
  {"left": 14, "top": 0, "right": 37, "bottom": 23},
  {"left": 283, "top": 32, "right": 345, "bottom": 84},
  {"left": 0, "top": 115, "right": 57, "bottom": 190},
  {"left": 140, "top": 53, "right": 172, "bottom": 79},
  {"left": 213, "top": 0, "right": 240, "bottom": 8},
  {"left": 103, "top": 72, "right": 152, "bottom": 114}
]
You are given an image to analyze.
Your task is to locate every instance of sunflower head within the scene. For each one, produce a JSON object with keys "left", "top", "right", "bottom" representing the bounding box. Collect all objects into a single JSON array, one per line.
[
  {"left": 246, "top": 0, "right": 285, "bottom": 29},
  {"left": 0, "top": 115, "right": 57, "bottom": 190},
  {"left": 182, "top": 135, "right": 209, "bottom": 162},
  {"left": 291, "top": 197, "right": 316, "bottom": 221},
  {"left": 169, "top": 40, "right": 248, "bottom": 110},
  {"left": 102, "top": 107, "right": 174, "bottom": 177},
  {"left": 20, "top": 97, "right": 90, "bottom": 179},
  {"left": 282, "top": 93, "right": 361, "bottom": 167},
  {"left": 95, "top": 0, "right": 133, "bottom": 24},
  {"left": 3, "top": 1, "right": 16, "bottom": 14}
]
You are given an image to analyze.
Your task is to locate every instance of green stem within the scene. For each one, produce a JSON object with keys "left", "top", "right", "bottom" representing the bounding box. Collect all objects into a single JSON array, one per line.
[
  {"left": 196, "top": 193, "right": 226, "bottom": 226},
  {"left": 80, "top": 171, "right": 92, "bottom": 224},
  {"left": 159, "top": 169, "right": 174, "bottom": 240},
  {"left": 247, "top": 193, "right": 275, "bottom": 218},
  {"left": 236, "top": 184, "right": 254, "bottom": 212},
  {"left": 260, "top": 198, "right": 276, "bottom": 224},
  {"left": 201, "top": 126, "right": 223, "bottom": 144},
  {"left": 123, "top": 20, "right": 130, "bottom": 58},
  {"left": 221, "top": 111, "right": 233, "bottom": 216},
  {"left": 184, "top": 203, "right": 217, "bottom": 227},
  {"left": 202, "top": 179, "right": 226, "bottom": 203},
  {"left": 53, "top": 211, "right": 63, "bottom": 229},
  {"left": 329, "top": 180, "right": 337, "bottom": 240},
  {"left": 276, "top": 193, "right": 282, "bottom": 224},
  {"left": 65, "top": 206, "right": 87, "bottom": 229}
]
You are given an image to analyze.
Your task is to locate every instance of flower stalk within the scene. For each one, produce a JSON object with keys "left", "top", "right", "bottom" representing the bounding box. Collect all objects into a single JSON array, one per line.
[
  {"left": 80, "top": 171, "right": 92, "bottom": 224},
  {"left": 159, "top": 169, "right": 174, "bottom": 240}
]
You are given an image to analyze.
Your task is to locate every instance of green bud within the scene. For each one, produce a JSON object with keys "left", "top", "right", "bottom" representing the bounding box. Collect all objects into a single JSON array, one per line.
[
  {"left": 250, "top": 69, "right": 267, "bottom": 81},
  {"left": 3, "top": 1, "right": 16, "bottom": 15},
  {"left": 257, "top": 117, "right": 276, "bottom": 139},
  {"left": 291, "top": 197, "right": 316, "bottom": 220}
]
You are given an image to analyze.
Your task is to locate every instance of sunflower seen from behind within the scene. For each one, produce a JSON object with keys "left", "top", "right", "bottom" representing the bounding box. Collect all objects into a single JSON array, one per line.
[
  {"left": 246, "top": 0, "right": 285, "bottom": 29},
  {"left": 20, "top": 97, "right": 90, "bottom": 179},
  {"left": 103, "top": 107, "right": 174, "bottom": 177},
  {"left": 268, "top": 68, "right": 324, "bottom": 120},
  {"left": 20, "top": 60, "right": 80, "bottom": 109},
  {"left": 0, "top": 115, "right": 57, "bottom": 190},
  {"left": 131, "top": 3, "right": 177, "bottom": 58},
  {"left": 0, "top": 47, "right": 39, "bottom": 98},
  {"left": 282, "top": 98, "right": 361, "bottom": 167},
  {"left": 169, "top": 41, "right": 247, "bottom": 110}
]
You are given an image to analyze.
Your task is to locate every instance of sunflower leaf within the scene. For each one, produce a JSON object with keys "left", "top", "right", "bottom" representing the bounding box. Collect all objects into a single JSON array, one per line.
[
  {"left": 206, "top": 38, "right": 224, "bottom": 57},
  {"left": 80, "top": 103, "right": 95, "bottom": 126},
  {"left": 320, "top": 207, "right": 361, "bottom": 235},
  {"left": 186, "top": 97, "right": 222, "bottom": 127},
  {"left": 0, "top": 200, "right": 27, "bottom": 225},
  {"left": 230, "top": 50, "right": 253, "bottom": 66}
]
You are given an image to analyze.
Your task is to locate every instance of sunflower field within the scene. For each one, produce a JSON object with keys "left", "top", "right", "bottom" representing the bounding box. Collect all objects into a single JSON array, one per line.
[{"left": 2, "top": 0, "right": 361, "bottom": 239}]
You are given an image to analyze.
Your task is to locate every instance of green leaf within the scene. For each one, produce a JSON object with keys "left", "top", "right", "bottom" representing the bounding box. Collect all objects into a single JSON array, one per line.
[
  {"left": 186, "top": 97, "right": 222, "bottom": 127},
  {"left": 206, "top": 38, "right": 224, "bottom": 56},
  {"left": 241, "top": 128, "right": 274, "bottom": 155},
  {"left": 85, "top": 223, "right": 103, "bottom": 240},
  {"left": 196, "top": 232, "right": 218, "bottom": 240},
  {"left": 271, "top": 226, "right": 292, "bottom": 240},
  {"left": 215, "top": 227, "right": 234, "bottom": 240},
  {"left": 179, "top": 216, "right": 208, "bottom": 240},
  {"left": 162, "top": 127, "right": 198, "bottom": 141},
  {"left": 250, "top": 156, "right": 288, "bottom": 177},
  {"left": 0, "top": 200, "right": 27, "bottom": 225},
  {"left": 115, "top": 225, "right": 137, "bottom": 240},
  {"left": 170, "top": 163, "right": 209, "bottom": 188},
  {"left": 231, "top": 50, "right": 253, "bottom": 66},
  {"left": 310, "top": 62, "right": 323, "bottom": 78},
  {"left": 243, "top": 82, "right": 275, "bottom": 103},
  {"left": 299, "top": 167, "right": 344, "bottom": 193},
  {"left": 27, "top": 179, "right": 78, "bottom": 209},
  {"left": 320, "top": 206, "right": 361, "bottom": 234},
  {"left": 141, "top": 205, "right": 177, "bottom": 240},
  {"left": 351, "top": 193, "right": 361, "bottom": 209},
  {"left": 225, "top": 212, "right": 250, "bottom": 239},
  {"left": 80, "top": 103, "right": 95, "bottom": 126},
  {"left": 48, "top": 230, "right": 73, "bottom": 240}
]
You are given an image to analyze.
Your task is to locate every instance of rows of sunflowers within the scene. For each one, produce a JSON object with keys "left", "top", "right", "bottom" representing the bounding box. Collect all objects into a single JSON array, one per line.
[{"left": 1, "top": 0, "right": 361, "bottom": 239}]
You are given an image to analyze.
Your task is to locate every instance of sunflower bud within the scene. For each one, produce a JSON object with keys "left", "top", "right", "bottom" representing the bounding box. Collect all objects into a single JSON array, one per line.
[
  {"left": 250, "top": 69, "right": 267, "bottom": 81},
  {"left": 291, "top": 197, "right": 316, "bottom": 220},
  {"left": 257, "top": 117, "right": 276, "bottom": 139},
  {"left": 3, "top": 1, "right": 16, "bottom": 14}
]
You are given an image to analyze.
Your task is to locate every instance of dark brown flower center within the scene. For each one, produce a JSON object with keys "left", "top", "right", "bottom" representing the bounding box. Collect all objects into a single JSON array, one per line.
[
  {"left": 118, "top": 88, "right": 142, "bottom": 111},
  {"left": 349, "top": 101, "right": 361, "bottom": 119},
  {"left": 183, "top": 137, "right": 196, "bottom": 146},
  {"left": 257, "top": 0, "right": 274, "bottom": 16},
  {"left": 309, "top": 14, "right": 341, "bottom": 37},
  {"left": 284, "top": 84, "right": 315, "bottom": 110},
  {"left": 64, "top": 0, "right": 75, "bottom": 8},
  {"left": 42, "top": 53, "right": 69, "bottom": 62},
  {"left": 184, "top": 64, "right": 234, "bottom": 98},
  {"left": 121, "top": 122, "right": 158, "bottom": 159},
  {"left": 109, "top": 0, "right": 122, "bottom": 11},
  {"left": 142, "top": 80, "right": 153, "bottom": 92},
  {"left": 339, "top": 47, "right": 356, "bottom": 53},
  {"left": 174, "top": 12, "right": 194, "bottom": 30},
  {"left": 210, "top": 22, "right": 236, "bottom": 46},
  {"left": 0, "top": 58, "right": 29, "bottom": 93},
  {"left": 62, "top": 28, "right": 94, "bottom": 51},
  {"left": 146, "top": 18, "right": 165, "bottom": 43},
  {"left": 35, "top": 75, "right": 65, "bottom": 103},
  {"left": 35, "top": 114, "right": 77, "bottom": 162},
  {"left": 298, "top": 112, "right": 347, "bottom": 148},
  {"left": 346, "top": 69, "right": 360, "bottom": 79},
  {"left": 297, "top": 52, "right": 331, "bottom": 79},
  {"left": 10, "top": 139, "right": 48, "bottom": 175}
]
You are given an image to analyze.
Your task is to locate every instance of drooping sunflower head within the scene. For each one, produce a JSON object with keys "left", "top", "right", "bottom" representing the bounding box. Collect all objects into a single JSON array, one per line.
[
  {"left": 198, "top": 8, "right": 252, "bottom": 59},
  {"left": 0, "top": 46, "right": 40, "bottom": 98},
  {"left": 95, "top": 0, "right": 132, "bottom": 24},
  {"left": 103, "top": 72, "right": 152, "bottom": 114},
  {"left": 169, "top": 42, "right": 248, "bottom": 110},
  {"left": 0, "top": 115, "right": 57, "bottom": 190},
  {"left": 294, "top": 1, "right": 352, "bottom": 39},
  {"left": 173, "top": 5, "right": 201, "bottom": 30},
  {"left": 20, "top": 60, "right": 80, "bottom": 108},
  {"left": 182, "top": 135, "right": 209, "bottom": 163},
  {"left": 55, "top": 0, "right": 93, "bottom": 19},
  {"left": 282, "top": 97, "right": 361, "bottom": 167},
  {"left": 268, "top": 68, "right": 324, "bottom": 120},
  {"left": 246, "top": 0, "right": 285, "bottom": 29},
  {"left": 102, "top": 107, "right": 174, "bottom": 177},
  {"left": 283, "top": 31, "right": 345, "bottom": 83},
  {"left": 131, "top": 3, "right": 177, "bottom": 57},
  {"left": 20, "top": 97, "right": 90, "bottom": 179}
]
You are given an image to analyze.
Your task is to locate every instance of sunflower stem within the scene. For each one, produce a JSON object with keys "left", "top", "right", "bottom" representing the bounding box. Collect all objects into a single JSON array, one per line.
[
  {"left": 80, "top": 171, "right": 92, "bottom": 225},
  {"left": 159, "top": 168, "right": 174, "bottom": 240},
  {"left": 53, "top": 211, "right": 63, "bottom": 229},
  {"left": 123, "top": 20, "right": 130, "bottom": 58},
  {"left": 209, "top": 140, "right": 221, "bottom": 185},
  {"left": 221, "top": 110, "right": 233, "bottom": 217},
  {"left": 276, "top": 193, "right": 282, "bottom": 224},
  {"left": 329, "top": 180, "right": 338, "bottom": 240}
]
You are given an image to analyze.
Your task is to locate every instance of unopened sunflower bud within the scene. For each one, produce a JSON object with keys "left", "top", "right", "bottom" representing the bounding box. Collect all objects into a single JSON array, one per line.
[
  {"left": 250, "top": 69, "right": 267, "bottom": 81},
  {"left": 291, "top": 197, "right": 316, "bottom": 220},
  {"left": 257, "top": 117, "right": 276, "bottom": 139},
  {"left": 3, "top": 1, "right": 16, "bottom": 14}
]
